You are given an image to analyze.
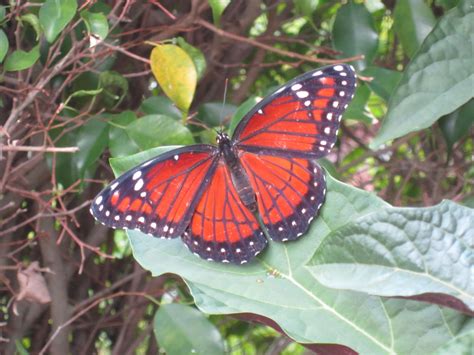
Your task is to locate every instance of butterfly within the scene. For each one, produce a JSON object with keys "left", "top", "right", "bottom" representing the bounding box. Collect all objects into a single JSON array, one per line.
[{"left": 90, "top": 64, "right": 357, "bottom": 264}]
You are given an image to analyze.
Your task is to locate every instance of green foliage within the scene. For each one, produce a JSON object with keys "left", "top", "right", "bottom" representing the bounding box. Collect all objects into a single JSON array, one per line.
[
  {"left": 154, "top": 304, "right": 225, "bottom": 355},
  {"left": 39, "top": 0, "right": 78, "bottom": 43},
  {"left": 4, "top": 45, "right": 40, "bottom": 71},
  {"left": 332, "top": 2, "right": 379, "bottom": 70},
  {"left": 372, "top": 0, "right": 474, "bottom": 147}
]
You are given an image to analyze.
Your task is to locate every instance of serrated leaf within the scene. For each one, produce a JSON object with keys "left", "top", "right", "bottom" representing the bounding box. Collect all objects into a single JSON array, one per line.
[
  {"left": 362, "top": 66, "right": 402, "bottom": 102},
  {"left": 80, "top": 10, "right": 109, "bottom": 41},
  {"left": 393, "top": 0, "right": 436, "bottom": 57},
  {"left": 20, "top": 13, "right": 42, "bottom": 40},
  {"left": 154, "top": 304, "right": 225, "bottom": 355},
  {"left": 307, "top": 200, "right": 474, "bottom": 312},
  {"left": 4, "top": 45, "right": 40, "bottom": 71},
  {"left": 332, "top": 2, "right": 379, "bottom": 71},
  {"left": 126, "top": 114, "right": 194, "bottom": 150},
  {"left": 108, "top": 147, "right": 468, "bottom": 354},
  {"left": 439, "top": 99, "right": 474, "bottom": 151},
  {"left": 150, "top": 44, "right": 197, "bottom": 114},
  {"left": 208, "top": 0, "right": 231, "bottom": 26},
  {"left": 176, "top": 37, "right": 207, "bottom": 80},
  {"left": 371, "top": 0, "right": 474, "bottom": 148},
  {"left": 0, "top": 29, "right": 8, "bottom": 63},
  {"left": 39, "top": 0, "right": 78, "bottom": 43},
  {"left": 140, "top": 96, "right": 182, "bottom": 120}
]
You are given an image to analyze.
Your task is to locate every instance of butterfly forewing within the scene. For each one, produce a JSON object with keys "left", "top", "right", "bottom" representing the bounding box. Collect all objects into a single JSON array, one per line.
[
  {"left": 233, "top": 64, "right": 357, "bottom": 158},
  {"left": 90, "top": 146, "right": 219, "bottom": 238},
  {"left": 182, "top": 161, "right": 267, "bottom": 264}
]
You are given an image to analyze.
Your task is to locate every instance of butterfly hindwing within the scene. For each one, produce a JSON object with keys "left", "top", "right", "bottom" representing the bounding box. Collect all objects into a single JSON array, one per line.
[
  {"left": 182, "top": 161, "right": 267, "bottom": 264},
  {"left": 90, "top": 145, "right": 219, "bottom": 238},
  {"left": 239, "top": 152, "right": 325, "bottom": 242},
  {"left": 233, "top": 64, "right": 357, "bottom": 158}
]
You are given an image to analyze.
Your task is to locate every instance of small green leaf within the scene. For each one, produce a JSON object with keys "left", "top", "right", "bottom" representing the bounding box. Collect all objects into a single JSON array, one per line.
[
  {"left": 208, "top": 0, "right": 231, "bottom": 26},
  {"left": 4, "top": 45, "right": 40, "bottom": 71},
  {"left": 393, "top": 0, "right": 436, "bottom": 57},
  {"left": 39, "top": 0, "right": 78, "bottom": 43},
  {"left": 371, "top": 0, "right": 474, "bottom": 148},
  {"left": 176, "top": 37, "right": 207, "bottom": 80},
  {"left": 294, "top": 0, "right": 319, "bottom": 18},
  {"left": 140, "top": 96, "right": 182, "bottom": 120},
  {"left": 332, "top": 2, "right": 379, "bottom": 70},
  {"left": 154, "top": 304, "right": 225, "bottom": 355},
  {"left": 80, "top": 10, "right": 109, "bottom": 40},
  {"left": 126, "top": 114, "right": 194, "bottom": 150},
  {"left": 197, "top": 102, "right": 237, "bottom": 128},
  {"left": 307, "top": 200, "right": 474, "bottom": 312},
  {"left": 20, "top": 14, "right": 42, "bottom": 40},
  {"left": 0, "top": 29, "right": 8, "bottom": 63},
  {"left": 99, "top": 70, "right": 128, "bottom": 108},
  {"left": 0, "top": 6, "right": 6, "bottom": 22},
  {"left": 342, "top": 84, "right": 373, "bottom": 124},
  {"left": 439, "top": 99, "right": 474, "bottom": 151},
  {"left": 75, "top": 117, "right": 108, "bottom": 177},
  {"left": 107, "top": 111, "right": 140, "bottom": 158},
  {"left": 362, "top": 66, "right": 402, "bottom": 101},
  {"left": 228, "top": 96, "right": 260, "bottom": 136},
  {"left": 150, "top": 44, "right": 197, "bottom": 114},
  {"left": 110, "top": 146, "right": 178, "bottom": 177}
]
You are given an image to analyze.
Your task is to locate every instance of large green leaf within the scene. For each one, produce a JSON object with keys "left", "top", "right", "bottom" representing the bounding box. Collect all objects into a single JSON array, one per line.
[
  {"left": 371, "top": 0, "right": 474, "bottom": 148},
  {"left": 393, "top": 0, "right": 436, "bottom": 58},
  {"left": 4, "top": 45, "right": 40, "bottom": 71},
  {"left": 307, "top": 200, "right": 474, "bottom": 312},
  {"left": 332, "top": 2, "right": 379, "bottom": 71},
  {"left": 126, "top": 114, "right": 194, "bottom": 150},
  {"left": 39, "top": 0, "right": 78, "bottom": 43},
  {"left": 109, "top": 149, "right": 469, "bottom": 354},
  {"left": 140, "top": 96, "right": 182, "bottom": 120},
  {"left": 154, "top": 304, "right": 225, "bottom": 355}
]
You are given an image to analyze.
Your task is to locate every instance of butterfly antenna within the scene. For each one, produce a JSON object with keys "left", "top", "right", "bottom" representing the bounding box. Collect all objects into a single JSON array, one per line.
[{"left": 218, "top": 78, "right": 229, "bottom": 134}]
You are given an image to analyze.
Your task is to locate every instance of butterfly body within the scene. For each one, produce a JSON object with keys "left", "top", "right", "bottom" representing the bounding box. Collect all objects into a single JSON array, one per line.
[{"left": 91, "top": 64, "right": 357, "bottom": 264}]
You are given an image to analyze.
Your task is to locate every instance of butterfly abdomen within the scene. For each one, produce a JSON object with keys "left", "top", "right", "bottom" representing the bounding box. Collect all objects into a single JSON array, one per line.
[{"left": 218, "top": 133, "right": 258, "bottom": 213}]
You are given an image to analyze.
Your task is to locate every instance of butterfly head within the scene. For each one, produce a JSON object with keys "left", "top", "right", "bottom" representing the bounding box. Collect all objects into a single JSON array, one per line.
[{"left": 216, "top": 132, "right": 231, "bottom": 147}]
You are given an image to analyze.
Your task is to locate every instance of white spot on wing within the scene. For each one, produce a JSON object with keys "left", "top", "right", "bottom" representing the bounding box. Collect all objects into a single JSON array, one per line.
[
  {"left": 134, "top": 179, "right": 144, "bottom": 191},
  {"left": 332, "top": 101, "right": 339, "bottom": 108},
  {"left": 324, "top": 127, "right": 331, "bottom": 134},
  {"left": 138, "top": 217, "right": 145, "bottom": 223},
  {"left": 95, "top": 196, "right": 103, "bottom": 205},
  {"left": 126, "top": 215, "right": 132, "bottom": 221},
  {"left": 312, "top": 70, "right": 323, "bottom": 76},
  {"left": 304, "top": 100, "right": 311, "bottom": 106},
  {"left": 291, "top": 83, "right": 302, "bottom": 91},
  {"left": 151, "top": 222, "right": 157, "bottom": 229},
  {"left": 111, "top": 182, "right": 119, "bottom": 190},
  {"left": 334, "top": 65, "right": 344, "bottom": 71},
  {"left": 132, "top": 171, "right": 142, "bottom": 180},
  {"left": 296, "top": 91, "right": 309, "bottom": 98},
  {"left": 174, "top": 155, "right": 179, "bottom": 161}
]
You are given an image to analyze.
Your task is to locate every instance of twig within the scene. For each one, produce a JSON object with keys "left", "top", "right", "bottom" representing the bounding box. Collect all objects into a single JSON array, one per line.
[
  {"left": 196, "top": 19, "right": 364, "bottom": 64},
  {"left": 1, "top": 145, "right": 79, "bottom": 153}
]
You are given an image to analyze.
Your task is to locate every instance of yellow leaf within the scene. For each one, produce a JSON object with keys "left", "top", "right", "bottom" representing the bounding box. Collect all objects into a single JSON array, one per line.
[{"left": 150, "top": 44, "right": 197, "bottom": 114}]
